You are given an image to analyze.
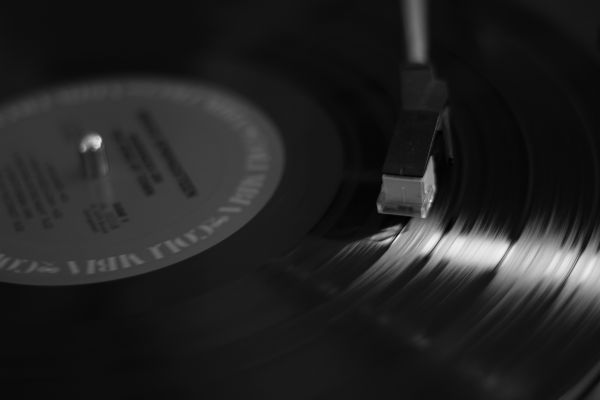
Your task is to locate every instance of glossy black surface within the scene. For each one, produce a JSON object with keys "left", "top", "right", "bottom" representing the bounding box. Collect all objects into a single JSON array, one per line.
[{"left": 0, "top": 1, "right": 599, "bottom": 399}]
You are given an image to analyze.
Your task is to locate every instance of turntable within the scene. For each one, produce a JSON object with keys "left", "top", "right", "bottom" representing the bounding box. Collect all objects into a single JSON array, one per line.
[{"left": 0, "top": 1, "right": 599, "bottom": 399}]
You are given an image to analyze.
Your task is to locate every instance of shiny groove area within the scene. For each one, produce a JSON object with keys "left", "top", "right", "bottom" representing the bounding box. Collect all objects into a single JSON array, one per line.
[{"left": 308, "top": 11, "right": 600, "bottom": 399}]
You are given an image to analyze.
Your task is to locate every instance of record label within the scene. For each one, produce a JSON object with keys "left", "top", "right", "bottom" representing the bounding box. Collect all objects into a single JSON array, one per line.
[{"left": 0, "top": 80, "right": 285, "bottom": 285}]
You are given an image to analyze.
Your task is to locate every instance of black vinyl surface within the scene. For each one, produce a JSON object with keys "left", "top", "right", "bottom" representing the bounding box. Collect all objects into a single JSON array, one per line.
[{"left": 0, "top": 2, "right": 599, "bottom": 399}]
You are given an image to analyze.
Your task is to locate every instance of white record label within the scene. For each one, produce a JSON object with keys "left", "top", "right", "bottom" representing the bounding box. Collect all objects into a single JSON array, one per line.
[{"left": 0, "top": 79, "right": 285, "bottom": 285}]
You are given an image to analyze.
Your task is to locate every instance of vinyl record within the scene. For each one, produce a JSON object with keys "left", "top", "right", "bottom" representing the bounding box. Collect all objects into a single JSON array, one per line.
[{"left": 0, "top": 1, "right": 599, "bottom": 400}]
